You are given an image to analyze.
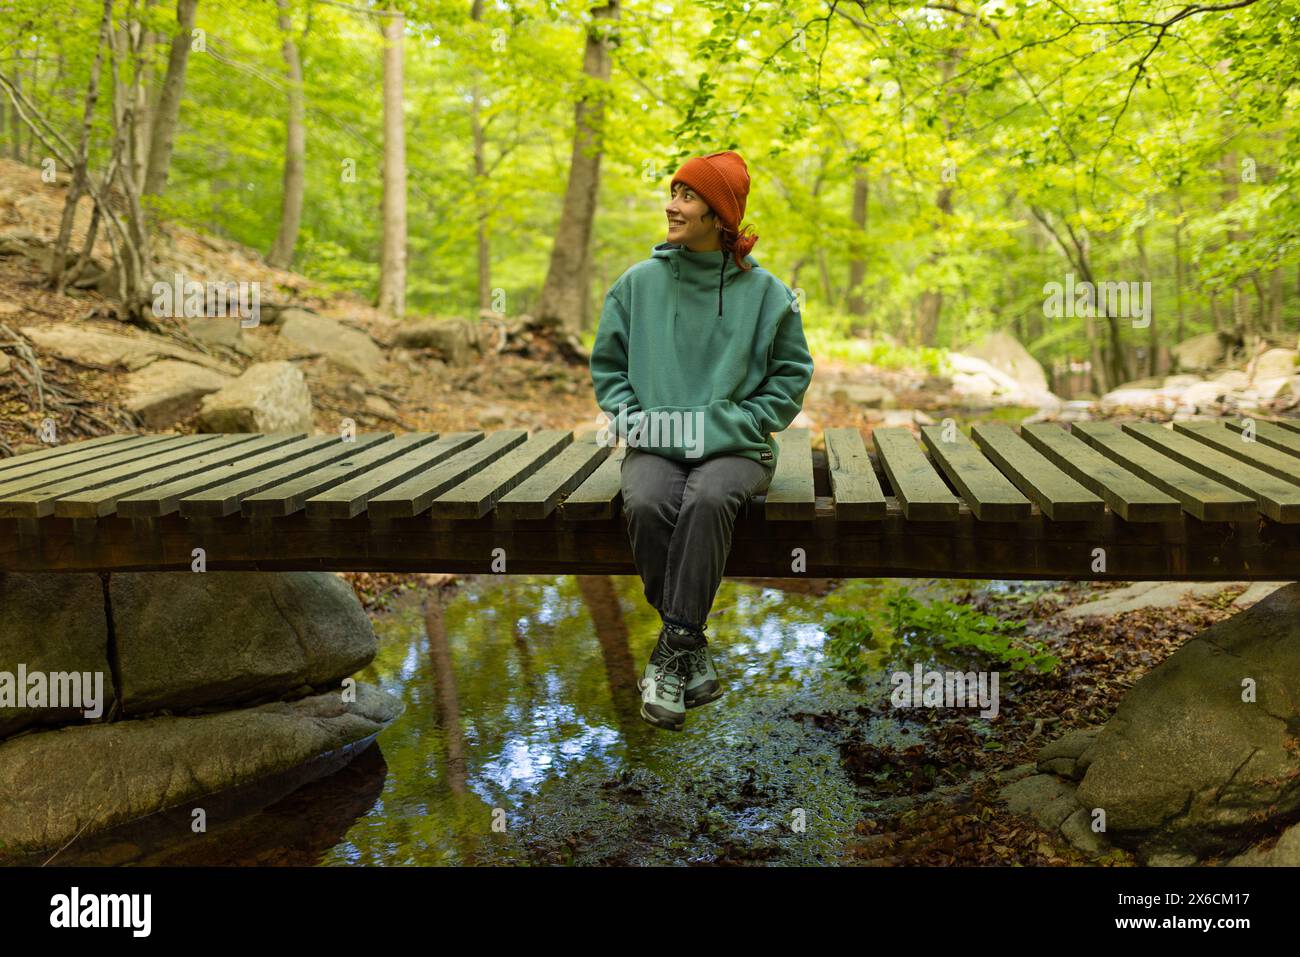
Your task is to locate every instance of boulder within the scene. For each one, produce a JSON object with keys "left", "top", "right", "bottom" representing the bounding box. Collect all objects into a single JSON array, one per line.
[
  {"left": 110, "top": 571, "right": 377, "bottom": 715},
  {"left": 999, "top": 773, "right": 1082, "bottom": 829},
  {"left": 196, "top": 360, "right": 314, "bottom": 433},
  {"left": 364, "top": 394, "right": 399, "bottom": 420},
  {"left": 1228, "top": 823, "right": 1300, "bottom": 866},
  {"left": 20, "top": 323, "right": 238, "bottom": 375},
  {"left": 1177, "top": 380, "right": 1229, "bottom": 410},
  {"left": 963, "top": 331, "right": 1049, "bottom": 393},
  {"left": 1172, "top": 332, "right": 1230, "bottom": 372},
  {"left": 1232, "top": 582, "right": 1291, "bottom": 607},
  {"left": 179, "top": 316, "right": 245, "bottom": 350},
  {"left": 1036, "top": 727, "right": 1101, "bottom": 780},
  {"left": 1252, "top": 376, "right": 1293, "bottom": 401},
  {"left": 0, "top": 683, "right": 402, "bottom": 857},
  {"left": 1097, "top": 387, "right": 1179, "bottom": 414},
  {"left": 1075, "top": 583, "right": 1300, "bottom": 859},
  {"left": 0, "top": 573, "right": 115, "bottom": 739},
  {"left": 394, "top": 318, "right": 480, "bottom": 366},
  {"left": 873, "top": 409, "right": 936, "bottom": 428},
  {"left": 946, "top": 352, "right": 1061, "bottom": 410},
  {"left": 1064, "top": 581, "right": 1246, "bottom": 618},
  {"left": 830, "top": 382, "right": 897, "bottom": 409},
  {"left": 1252, "top": 348, "right": 1297, "bottom": 381},
  {"left": 1115, "top": 376, "right": 1164, "bottom": 391},
  {"left": 122, "top": 359, "right": 233, "bottom": 429},
  {"left": 1212, "top": 369, "right": 1250, "bottom": 390},
  {"left": 276, "top": 313, "right": 385, "bottom": 377}
]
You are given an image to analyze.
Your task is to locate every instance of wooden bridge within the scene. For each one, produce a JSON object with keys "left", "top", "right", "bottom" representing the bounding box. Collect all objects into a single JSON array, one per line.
[{"left": 2, "top": 418, "right": 1300, "bottom": 580}]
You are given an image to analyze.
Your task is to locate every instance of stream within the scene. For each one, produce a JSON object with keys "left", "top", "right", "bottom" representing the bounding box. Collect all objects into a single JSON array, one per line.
[{"left": 56, "top": 574, "right": 1045, "bottom": 866}]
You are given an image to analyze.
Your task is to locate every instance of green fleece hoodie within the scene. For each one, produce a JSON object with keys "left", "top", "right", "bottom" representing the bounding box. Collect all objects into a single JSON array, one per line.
[{"left": 590, "top": 241, "right": 814, "bottom": 470}]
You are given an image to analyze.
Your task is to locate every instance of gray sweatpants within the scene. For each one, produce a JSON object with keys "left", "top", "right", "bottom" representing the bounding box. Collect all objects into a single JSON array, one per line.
[{"left": 620, "top": 446, "right": 776, "bottom": 632}]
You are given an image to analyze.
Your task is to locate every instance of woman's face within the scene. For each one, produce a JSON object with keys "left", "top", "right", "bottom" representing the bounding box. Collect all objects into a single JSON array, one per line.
[{"left": 666, "top": 182, "right": 720, "bottom": 251}]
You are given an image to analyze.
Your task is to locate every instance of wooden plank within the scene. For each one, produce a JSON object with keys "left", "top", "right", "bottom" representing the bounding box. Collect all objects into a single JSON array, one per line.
[
  {"left": 305, "top": 432, "right": 483, "bottom": 519},
  {"left": 430, "top": 430, "right": 573, "bottom": 519},
  {"left": 0, "top": 435, "right": 226, "bottom": 518},
  {"left": 242, "top": 432, "right": 444, "bottom": 517},
  {"left": 0, "top": 433, "right": 184, "bottom": 494},
  {"left": 116, "top": 436, "right": 333, "bottom": 517},
  {"left": 177, "top": 434, "right": 394, "bottom": 518},
  {"left": 559, "top": 445, "right": 626, "bottom": 520},
  {"left": 1173, "top": 420, "right": 1300, "bottom": 486},
  {"left": 872, "top": 427, "right": 959, "bottom": 521},
  {"left": 921, "top": 424, "right": 1031, "bottom": 521},
  {"left": 1021, "top": 423, "right": 1182, "bottom": 522},
  {"left": 0, "top": 433, "right": 141, "bottom": 475},
  {"left": 823, "top": 428, "right": 885, "bottom": 521},
  {"left": 1269, "top": 418, "right": 1300, "bottom": 436},
  {"left": 971, "top": 423, "right": 1103, "bottom": 522},
  {"left": 1224, "top": 418, "right": 1300, "bottom": 458},
  {"left": 1072, "top": 421, "right": 1256, "bottom": 522},
  {"left": 368, "top": 430, "right": 527, "bottom": 518},
  {"left": 1123, "top": 422, "right": 1300, "bottom": 522},
  {"left": 765, "top": 428, "right": 816, "bottom": 521},
  {"left": 497, "top": 431, "right": 609, "bottom": 519},
  {"left": 51, "top": 434, "right": 282, "bottom": 518}
]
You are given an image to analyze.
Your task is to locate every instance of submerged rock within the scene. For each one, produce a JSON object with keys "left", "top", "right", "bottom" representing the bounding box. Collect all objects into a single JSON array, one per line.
[{"left": 0, "top": 683, "right": 402, "bottom": 858}]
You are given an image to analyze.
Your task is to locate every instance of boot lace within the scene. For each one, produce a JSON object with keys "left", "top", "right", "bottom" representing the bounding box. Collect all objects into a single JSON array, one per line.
[
  {"left": 685, "top": 643, "right": 712, "bottom": 677},
  {"left": 652, "top": 648, "right": 690, "bottom": 702}
]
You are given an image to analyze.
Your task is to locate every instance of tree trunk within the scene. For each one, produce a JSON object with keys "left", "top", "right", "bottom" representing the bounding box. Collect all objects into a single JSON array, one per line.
[
  {"left": 1136, "top": 213, "right": 1156, "bottom": 376},
  {"left": 575, "top": 575, "right": 641, "bottom": 736},
  {"left": 423, "top": 590, "right": 467, "bottom": 797},
  {"left": 533, "top": 0, "right": 618, "bottom": 333},
  {"left": 846, "top": 166, "right": 867, "bottom": 330},
  {"left": 10, "top": 56, "right": 21, "bottom": 160},
  {"left": 469, "top": 0, "right": 493, "bottom": 313},
  {"left": 376, "top": 5, "right": 407, "bottom": 317},
  {"left": 267, "top": 0, "right": 305, "bottom": 268},
  {"left": 1269, "top": 268, "right": 1283, "bottom": 334},
  {"left": 143, "top": 0, "right": 198, "bottom": 198},
  {"left": 130, "top": 0, "right": 158, "bottom": 191},
  {"left": 51, "top": 0, "right": 114, "bottom": 293},
  {"left": 107, "top": 1, "right": 156, "bottom": 321},
  {"left": 1173, "top": 216, "right": 1185, "bottom": 343}
]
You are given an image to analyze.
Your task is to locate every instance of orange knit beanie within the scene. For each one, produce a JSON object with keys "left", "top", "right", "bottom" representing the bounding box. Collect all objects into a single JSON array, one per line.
[{"left": 670, "top": 150, "right": 759, "bottom": 267}]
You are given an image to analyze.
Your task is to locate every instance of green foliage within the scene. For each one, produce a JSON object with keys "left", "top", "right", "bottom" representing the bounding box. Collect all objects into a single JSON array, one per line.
[
  {"left": 3, "top": 0, "right": 1295, "bottom": 353},
  {"left": 803, "top": 328, "right": 946, "bottom": 374},
  {"left": 825, "top": 587, "right": 1059, "bottom": 686}
]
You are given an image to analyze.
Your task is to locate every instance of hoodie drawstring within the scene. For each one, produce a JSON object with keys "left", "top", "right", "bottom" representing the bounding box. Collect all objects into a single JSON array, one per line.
[{"left": 718, "top": 259, "right": 724, "bottom": 319}]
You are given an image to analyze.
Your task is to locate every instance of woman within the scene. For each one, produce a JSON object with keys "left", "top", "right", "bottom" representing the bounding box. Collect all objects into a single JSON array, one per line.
[{"left": 589, "top": 150, "right": 815, "bottom": 731}]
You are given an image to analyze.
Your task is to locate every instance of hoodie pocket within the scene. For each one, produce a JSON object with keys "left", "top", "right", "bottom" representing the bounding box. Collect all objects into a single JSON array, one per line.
[{"left": 630, "top": 399, "right": 766, "bottom": 462}]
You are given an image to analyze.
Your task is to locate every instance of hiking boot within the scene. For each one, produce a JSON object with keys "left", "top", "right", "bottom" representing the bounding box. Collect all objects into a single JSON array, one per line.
[
  {"left": 638, "top": 633, "right": 690, "bottom": 731},
  {"left": 683, "top": 640, "right": 724, "bottom": 709}
]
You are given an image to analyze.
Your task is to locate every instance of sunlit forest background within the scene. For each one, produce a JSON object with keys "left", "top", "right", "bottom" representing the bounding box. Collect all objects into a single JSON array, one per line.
[{"left": 1, "top": 0, "right": 1296, "bottom": 395}]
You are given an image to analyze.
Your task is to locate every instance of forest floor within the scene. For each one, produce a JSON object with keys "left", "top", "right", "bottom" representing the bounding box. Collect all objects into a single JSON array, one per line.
[{"left": 836, "top": 579, "right": 1247, "bottom": 866}]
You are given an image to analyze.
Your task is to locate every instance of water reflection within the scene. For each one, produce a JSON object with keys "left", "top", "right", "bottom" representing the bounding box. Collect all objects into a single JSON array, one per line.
[
  {"left": 50, "top": 575, "right": 1041, "bottom": 866},
  {"left": 324, "top": 574, "right": 893, "bottom": 866}
]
